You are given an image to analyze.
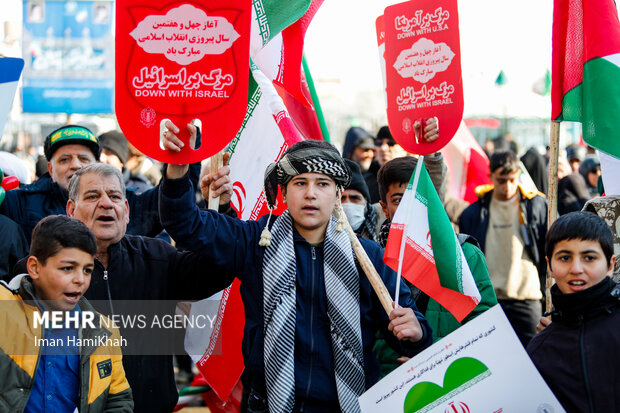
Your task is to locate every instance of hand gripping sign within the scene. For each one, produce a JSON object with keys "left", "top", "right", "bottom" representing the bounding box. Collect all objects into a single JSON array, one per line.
[
  {"left": 116, "top": 1, "right": 250, "bottom": 163},
  {"left": 383, "top": 0, "right": 463, "bottom": 155}
]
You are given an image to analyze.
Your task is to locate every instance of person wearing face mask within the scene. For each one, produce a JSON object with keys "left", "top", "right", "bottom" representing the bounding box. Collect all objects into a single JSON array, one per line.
[{"left": 342, "top": 159, "right": 378, "bottom": 242}]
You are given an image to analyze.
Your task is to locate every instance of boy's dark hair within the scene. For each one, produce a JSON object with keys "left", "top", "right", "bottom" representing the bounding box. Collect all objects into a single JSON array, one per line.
[
  {"left": 546, "top": 211, "right": 614, "bottom": 266},
  {"left": 377, "top": 156, "right": 418, "bottom": 203},
  {"left": 30, "top": 215, "right": 97, "bottom": 265},
  {"left": 489, "top": 150, "right": 520, "bottom": 175}
]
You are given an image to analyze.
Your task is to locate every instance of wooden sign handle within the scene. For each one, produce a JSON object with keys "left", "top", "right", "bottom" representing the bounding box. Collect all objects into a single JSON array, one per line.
[{"left": 208, "top": 151, "right": 224, "bottom": 211}]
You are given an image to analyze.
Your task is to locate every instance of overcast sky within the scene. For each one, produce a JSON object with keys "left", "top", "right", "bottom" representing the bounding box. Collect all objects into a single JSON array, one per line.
[{"left": 5, "top": 0, "right": 618, "bottom": 121}]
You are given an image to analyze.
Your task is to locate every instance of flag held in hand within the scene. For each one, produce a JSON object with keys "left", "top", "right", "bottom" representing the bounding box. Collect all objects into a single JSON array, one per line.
[{"left": 383, "top": 158, "right": 480, "bottom": 322}]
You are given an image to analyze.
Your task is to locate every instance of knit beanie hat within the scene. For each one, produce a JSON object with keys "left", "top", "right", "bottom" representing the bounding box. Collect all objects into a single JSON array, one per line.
[
  {"left": 44, "top": 125, "right": 101, "bottom": 161},
  {"left": 344, "top": 159, "right": 371, "bottom": 202},
  {"left": 99, "top": 130, "right": 129, "bottom": 165}
]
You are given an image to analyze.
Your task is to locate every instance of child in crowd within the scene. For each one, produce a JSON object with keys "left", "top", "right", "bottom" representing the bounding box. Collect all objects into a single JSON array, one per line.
[
  {"left": 373, "top": 156, "right": 497, "bottom": 375},
  {"left": 527, "top": 211, "right": 620, "bottom": 412},
  {"left": 160, "top": 125, "right": 432, "bottom": 412},
  {"left": 0, "top": 215, "right": 133, "bottom": 412}
]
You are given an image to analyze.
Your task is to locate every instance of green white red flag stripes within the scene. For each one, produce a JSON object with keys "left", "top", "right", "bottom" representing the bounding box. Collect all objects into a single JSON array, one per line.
[
  {"left": 250, "top": 0, "right": 311, "bottom": 56},
  {"left": 552, "top": 0, "right": 620, "bottom": 157},
  {"left": 228, "top": 0, "right": 325, "bottom": 219},
  {"left": 383, "top": 158, "right": 480, "bottom": 322}
]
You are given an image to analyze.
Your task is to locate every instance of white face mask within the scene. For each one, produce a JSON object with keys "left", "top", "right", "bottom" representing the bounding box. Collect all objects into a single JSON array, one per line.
[{"left": 342, "top": 202, "right": 366, "bottom": 231}]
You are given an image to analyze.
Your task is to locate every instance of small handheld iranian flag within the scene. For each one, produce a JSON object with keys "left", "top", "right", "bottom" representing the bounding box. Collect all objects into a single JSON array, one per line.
[
  {"left": 383, "top": 157, "right": 480, "bottom": 322},
  {"left": 552, "top": 0, "right": 620, "bottom": 157}
]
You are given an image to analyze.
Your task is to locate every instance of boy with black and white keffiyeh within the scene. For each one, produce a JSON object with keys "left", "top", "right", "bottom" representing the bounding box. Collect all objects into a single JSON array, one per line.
[{"left": 159, "top": 122, "right": 432, "bottom": 413}]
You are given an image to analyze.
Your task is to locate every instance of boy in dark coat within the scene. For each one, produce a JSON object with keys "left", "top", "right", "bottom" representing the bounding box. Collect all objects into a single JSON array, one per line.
[
  {"left": 527, "top": 211, "right": 620, "bottom": 412},
  {"left": 160, "top": 122, "right": 433, "bottom": 413}
]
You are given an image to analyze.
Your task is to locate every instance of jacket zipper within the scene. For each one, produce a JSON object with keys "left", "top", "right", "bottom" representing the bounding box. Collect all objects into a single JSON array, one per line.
[
  {"left": 103, "top": 269, "right": 115, "bottom": 316},
  {"left": 579, "top": 316, "right": 594, "bottom": 413},
  {"left": 20, "top": 317, "right": 44, "bottom": 411},
  {"left": 303, "top": 246, "right": 318, "bottom": 408}
]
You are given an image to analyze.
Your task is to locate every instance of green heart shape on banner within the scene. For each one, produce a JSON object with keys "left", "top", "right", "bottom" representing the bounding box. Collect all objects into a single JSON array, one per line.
[{"left": 404, "top": 357, "right": 491, "bottom": 413}]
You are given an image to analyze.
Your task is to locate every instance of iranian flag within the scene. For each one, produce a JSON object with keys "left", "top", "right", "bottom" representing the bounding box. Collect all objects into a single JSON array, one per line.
[
  {"left": 441, "top": 121, "right": 491, "bottom": 204},
  {"left": 383, "top": 158, "right": 480, "bottom": 322},
  {"left": 229, "top": 0, "right": 325, "bottom": 219},
  {"left": 552, "top": 0, "right": 620, "bottom": 157}
]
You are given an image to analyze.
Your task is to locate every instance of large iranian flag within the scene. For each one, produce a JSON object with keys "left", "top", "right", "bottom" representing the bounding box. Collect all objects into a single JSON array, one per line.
[
  {"left": 228, "top": 0, "right": 323, "bottom": 219},
  {"left": 552, "top": 0, "right": 620, "bottom": 157},
  {"left": 383, "top": 158, "right": 480, "bottom": 322}
]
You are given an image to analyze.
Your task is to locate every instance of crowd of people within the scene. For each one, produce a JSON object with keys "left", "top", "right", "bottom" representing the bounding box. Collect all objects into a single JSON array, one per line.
[{"left": 0, "top": 119, "right": 618, "bottom": 412}]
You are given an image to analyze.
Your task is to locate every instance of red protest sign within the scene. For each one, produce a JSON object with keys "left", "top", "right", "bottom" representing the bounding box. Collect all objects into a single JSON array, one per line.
[
  {"left": 383, "top": 0, "right": 463, "bottom": 155},
  {"left": 116, "top": 1, "right": 250, "bottom": 163},
  {"left": 375, "top": 15, "right": 387, "bottom": 106}
]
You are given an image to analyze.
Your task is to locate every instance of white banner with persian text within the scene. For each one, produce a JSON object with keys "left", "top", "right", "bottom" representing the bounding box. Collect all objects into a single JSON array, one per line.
[{"left": 359, "top": 305, "right": 564, "bottom": 413}]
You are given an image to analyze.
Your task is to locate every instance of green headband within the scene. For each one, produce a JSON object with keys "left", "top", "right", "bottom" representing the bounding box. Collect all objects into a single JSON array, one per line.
[{"left": 49, "top": 126, "right": 98, "bottom": 145}]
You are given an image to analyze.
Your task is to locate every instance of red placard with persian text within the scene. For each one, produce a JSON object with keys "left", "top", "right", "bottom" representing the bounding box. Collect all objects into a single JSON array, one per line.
[
  {"left": 383, "top": 0, "right": 463, "bottom": 154},
  {"left": 116, "top": 1, "right": 250, "bottom": 163}
]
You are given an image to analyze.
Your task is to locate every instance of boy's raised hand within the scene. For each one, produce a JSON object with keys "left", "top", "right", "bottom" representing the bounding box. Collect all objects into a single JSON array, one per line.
[{"left": 388, "top": 302, "right": 424, "bottom": 342}]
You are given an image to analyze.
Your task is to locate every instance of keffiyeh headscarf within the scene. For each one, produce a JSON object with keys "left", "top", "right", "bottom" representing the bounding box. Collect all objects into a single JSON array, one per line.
[
  {"left": 259, "top": 140, "right": 352, "bottom": 246},
  {"left": 263, "top": 140, "right": 351, "bottom": 210}
]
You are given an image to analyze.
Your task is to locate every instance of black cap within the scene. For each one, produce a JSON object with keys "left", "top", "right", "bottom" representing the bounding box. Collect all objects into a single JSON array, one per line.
[
  {"left": 44, "top": 125, "right": 101, "bottom": 161},
  {"left": 343, "top": 127, "right": 375, "bottom": 158},
  {"left": 376, "top": 125, "right": 396, "bottom": 145}
]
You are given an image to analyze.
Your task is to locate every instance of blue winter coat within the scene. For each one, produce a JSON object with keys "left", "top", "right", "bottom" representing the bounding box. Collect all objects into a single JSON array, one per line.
[{"left": 159, "top": 173, "right": 433, "bottom": 412}]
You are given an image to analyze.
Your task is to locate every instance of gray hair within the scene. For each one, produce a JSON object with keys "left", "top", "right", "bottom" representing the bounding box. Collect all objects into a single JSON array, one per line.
[{"left": 68, "top": 163, "right": 126, "bottom": 201}]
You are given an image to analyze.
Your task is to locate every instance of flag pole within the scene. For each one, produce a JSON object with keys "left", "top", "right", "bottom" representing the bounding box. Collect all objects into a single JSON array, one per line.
[
  {"left": 546, "top": 121, "right": 561, "bottom": 315},
  {"left": 302, "top": 54, "right": 331, "bottom": 142},
  {"left": 337, "top": 207, "right": 393, "bottom": 315},
  {"left": 394, "top": 156, "right": 425, "bottom": 308}
]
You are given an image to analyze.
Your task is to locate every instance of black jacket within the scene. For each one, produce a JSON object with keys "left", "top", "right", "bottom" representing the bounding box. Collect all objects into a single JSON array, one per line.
[
  {"left": 558, "top": 173, "right": 591, "bottom": 215},
  {"left": 83, "top": 235, "right": 233, "bottom": 413},
  {"left": 0, "top": 215, "right": 28, "bottom": 281},
  {"left": 527, "top": 278, "right": 620, "bottom": 413},
  {"left": 1, "top": 163, "right": 200, "bottom": 244}
]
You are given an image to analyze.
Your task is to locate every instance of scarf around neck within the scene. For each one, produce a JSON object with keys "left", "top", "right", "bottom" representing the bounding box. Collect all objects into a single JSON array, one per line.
[
  {"left": 551, "top": 277, "right": 619, "bottom": 322},
  {"left": 262, "top": 210, "right": 365, "bottom": 413}
]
